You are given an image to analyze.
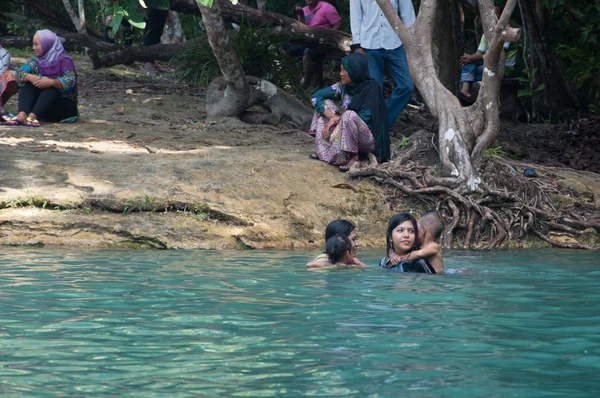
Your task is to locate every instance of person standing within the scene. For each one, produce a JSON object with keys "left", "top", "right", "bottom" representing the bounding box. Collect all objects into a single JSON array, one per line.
[{"left": 350, "top": 0, "right": 415, "bottom": 130}]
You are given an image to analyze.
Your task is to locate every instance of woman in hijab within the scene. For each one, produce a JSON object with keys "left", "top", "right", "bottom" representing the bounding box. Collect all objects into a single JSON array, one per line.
[
  {"left": 6, "top": 29, "right": 78, "bottom": 127},
  {"left": 309, "top": 52, "right": 389, "bottom": 171},
  {"left": 0, "top": 44, "right": 18, "bottom": 122}
]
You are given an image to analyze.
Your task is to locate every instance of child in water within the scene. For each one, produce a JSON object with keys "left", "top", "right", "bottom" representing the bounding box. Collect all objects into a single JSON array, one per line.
[
  {"left": 306, "top": 219, "right": 369, "bottom": 268},
  {"left": 380, "top": 212, "right": 443, "bottom": 274},
  {"left": 324, "top": 234, "right": 357, "bottom": 268},
  {"left": 414, "top": 211, "right": 444, "bottom": 273}
]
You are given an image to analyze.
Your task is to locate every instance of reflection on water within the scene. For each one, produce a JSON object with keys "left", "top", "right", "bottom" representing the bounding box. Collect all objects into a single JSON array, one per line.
[{"left": 1, "top": 248, "right": 599, "bottom": 396}]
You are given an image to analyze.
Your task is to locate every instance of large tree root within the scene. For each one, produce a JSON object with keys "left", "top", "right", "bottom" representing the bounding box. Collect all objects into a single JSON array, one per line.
[
  {"left": 347, "top": 130, "right": 600, "bottom": 250},
  {"left": 205, "top": 76, "right": 313, "bottom": 129}
]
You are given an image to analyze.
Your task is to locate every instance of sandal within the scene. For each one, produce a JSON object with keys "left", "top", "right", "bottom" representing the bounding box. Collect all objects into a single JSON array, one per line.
[
  {"left": 3, "top": 116, "right": 21, "bottom": 126},
  {"left": 24, "top": 117, "right": 40, "bottom": 127},
  {"left": 309, "top": 152, "right": 319, "bottom": 160}
]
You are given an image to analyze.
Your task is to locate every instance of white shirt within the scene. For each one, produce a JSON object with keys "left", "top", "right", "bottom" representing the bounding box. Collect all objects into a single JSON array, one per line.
[
  {"left": 0, "top": 47, "right": 10, "bottom": 75},
  {"left": 350, "top": 0, "right": 416, "bottom": 50}
]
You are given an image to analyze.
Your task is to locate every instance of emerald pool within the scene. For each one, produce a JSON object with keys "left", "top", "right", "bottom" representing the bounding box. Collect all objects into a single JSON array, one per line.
[{"left": 1, "top": 248, "right": 599, "bottom": 396}]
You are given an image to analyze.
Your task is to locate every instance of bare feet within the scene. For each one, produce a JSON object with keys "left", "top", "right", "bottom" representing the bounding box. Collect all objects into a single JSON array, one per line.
[
  {"left": 16, "top": 111, "right": 27, "bottom": 125},
  {"left": 339, "top": 155, "right": 359, "bottom": 172}
]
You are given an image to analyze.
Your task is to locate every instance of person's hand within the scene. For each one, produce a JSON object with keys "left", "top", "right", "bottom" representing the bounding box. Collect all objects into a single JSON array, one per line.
[
  {"left": 322, "top": 114, "right": 340, "bottom": 140},
  {"left": 459, "top": 53, "right": 472, "bottom": 68},
  {"left": 389, "top": 252, "right": 402, "bottom": 266},
  {"left": 33, "top": 77, "right": 56, "bottom": 89},
  {"left": 294, "top": 6, "right": 303, "bottom": 14},
  {"left": 26, "top": 74, "right": 41, "bottom": 84}
]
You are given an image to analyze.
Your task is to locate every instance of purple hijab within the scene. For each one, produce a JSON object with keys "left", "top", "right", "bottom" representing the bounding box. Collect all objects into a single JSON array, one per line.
[{"left": 36, "top": 29, "right": 75, "bottom": 79}]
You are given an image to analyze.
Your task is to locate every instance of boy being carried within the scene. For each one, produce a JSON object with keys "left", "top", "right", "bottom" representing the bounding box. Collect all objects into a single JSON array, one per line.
[{"left": 413, "top": 211, "right": 444, "bottom": 273}]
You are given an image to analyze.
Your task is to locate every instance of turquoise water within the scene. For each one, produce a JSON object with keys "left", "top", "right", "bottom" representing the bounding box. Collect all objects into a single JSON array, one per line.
[{"left": 1, "top": 248, "right": 599, "bottom": 397}]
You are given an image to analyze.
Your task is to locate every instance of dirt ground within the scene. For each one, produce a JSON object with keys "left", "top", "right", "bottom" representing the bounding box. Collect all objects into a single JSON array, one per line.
[{"left": 0, "top": 54, "right": 598, "bottom": 250}]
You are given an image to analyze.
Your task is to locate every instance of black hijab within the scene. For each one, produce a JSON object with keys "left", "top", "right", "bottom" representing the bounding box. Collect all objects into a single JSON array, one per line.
[{"left": 342, "top": 53, "right": 390, "bottom": 162}]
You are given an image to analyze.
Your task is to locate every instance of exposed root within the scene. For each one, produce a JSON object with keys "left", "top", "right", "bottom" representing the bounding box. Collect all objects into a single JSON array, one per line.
[{"left": 347, "top": 129, "right": 600, "bottom": 250}]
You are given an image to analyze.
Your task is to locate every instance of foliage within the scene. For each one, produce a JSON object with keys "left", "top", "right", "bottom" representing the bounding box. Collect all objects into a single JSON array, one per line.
[
  {"left": 170, "top": 18, "right": 301, "bottom": 91},
  {"left": 543, "top": 0, "right": 600, "bottom": 112},
  {"left": 517, "top": 68, "right": 545, "bottom": 98}
]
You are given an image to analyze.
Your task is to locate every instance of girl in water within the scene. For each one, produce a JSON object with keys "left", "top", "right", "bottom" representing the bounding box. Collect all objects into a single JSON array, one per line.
[{"left": 380, "top": 213, "right": 436, "bottom": 273}]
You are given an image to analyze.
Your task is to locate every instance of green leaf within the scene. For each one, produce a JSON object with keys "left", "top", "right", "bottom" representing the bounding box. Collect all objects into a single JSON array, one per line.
[
  {"left": 518, "top": 89, "right": 533, "bottom": 97},
  {"left": 128, "top": 20, "right": 146, "bottom": 29},
  {"left": 534, "top": 83, "right": 546, "bottom": 92},
  {"left": 112, "top": 9, "right": 124, "bottom": 37},
  {"left": 196, "top": 0, "right": 214, "bottom": 7}
]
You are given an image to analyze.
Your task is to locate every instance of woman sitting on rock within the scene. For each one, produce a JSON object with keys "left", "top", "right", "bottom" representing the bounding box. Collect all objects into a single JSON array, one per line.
[
  {"left": 309, "top": 52, "right": 389, "bottom": 171},
  {"left": 6, "top": 29, "right": 78, "bottom": 127},
  {"left": 0, "top": 44, "right": 18, "bottom": 122}
]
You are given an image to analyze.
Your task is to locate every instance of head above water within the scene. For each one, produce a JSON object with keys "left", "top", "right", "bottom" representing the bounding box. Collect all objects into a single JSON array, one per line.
[
  {"left": 325, "top": 234, "right": 353, "bottom": 264},
  {"left": 325, "top": 219, "right": 357, "bottom": 256},
  {"left": 418, "top": 211, "right": 445, "bottom": 242},
  {"left": 386, "top": 213, "right": 419, "bottom": 255}
]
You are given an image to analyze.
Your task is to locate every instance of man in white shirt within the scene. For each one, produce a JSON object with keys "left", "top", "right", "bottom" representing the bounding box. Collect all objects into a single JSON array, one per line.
[{"left": 350, "top": 0, "right": 416, "bottom": 130}]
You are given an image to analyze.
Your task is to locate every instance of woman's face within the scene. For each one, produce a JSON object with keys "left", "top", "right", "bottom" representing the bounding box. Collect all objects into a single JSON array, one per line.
[
  {"left": 340, "top": 65, "right": 353, "bottom": 86},
  {"left": 32, "top": 35, "right": 43, "bottom": 58},
  {"left": 391, "top": 220, "right": 416, "bottom": 254},
  {"left": 347, "top": 229, "right": 358, "bottom": 256}
]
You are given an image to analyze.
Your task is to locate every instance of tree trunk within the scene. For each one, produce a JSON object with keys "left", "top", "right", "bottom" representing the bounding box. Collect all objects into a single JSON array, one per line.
[
  {"left": 519, "top": 0, "right": 580, "bottom": 110},
  {"left": 61, "top": 0, "right": 84, "bottom": 34},
  {"left": 197, "top": 0, "right": 250, "bottom": 119},
  {"left": 161, "top": 11, "right": 185, "bottom": 44},
  {"left": 375, "top": 0, "right": 520, "bottom": 189},
  {"left": 432, "top": 0, "right": 460, "bottom": 95}
]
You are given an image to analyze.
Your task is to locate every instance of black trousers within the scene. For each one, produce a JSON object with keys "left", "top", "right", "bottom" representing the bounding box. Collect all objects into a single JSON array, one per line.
[
  {"left": 18, "top": 83, "right": 77, "bottom": 122},
  {"left": 143, "top": 7, "right": 169, "bottom": 47}
]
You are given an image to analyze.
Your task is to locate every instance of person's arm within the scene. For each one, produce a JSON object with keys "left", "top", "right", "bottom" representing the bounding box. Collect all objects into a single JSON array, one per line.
[
  {"left": 459, "top": 50, "right": 484, "bottom": 68},
  {"left": 295, "top": 6, "right": 306, "bottom": 24},
  {"left": 324, "top": 5, "right": 343, "bottom": 30},
  {"left": 349, "top": 0, "right": 363, "bottom": 52},
  {"left": 15, "top": 60, "right": 38, "bottom": 86},
  {"left": 410, "top": 242, "right": 440, "bottom": 260},
  {"left": 307, "top": 260, "right": 333, "bottom": 268},
  {"left": 352, "top": 257, "right": 370, "bottom": 268},
  {"left": 398, "top": 0, "right": 416, "bottom": 26}
]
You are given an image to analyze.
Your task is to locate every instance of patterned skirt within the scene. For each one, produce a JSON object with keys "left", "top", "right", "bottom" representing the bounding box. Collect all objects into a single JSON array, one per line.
[{"left": 309, "top": 101, "right": 375, "bottom": 166}]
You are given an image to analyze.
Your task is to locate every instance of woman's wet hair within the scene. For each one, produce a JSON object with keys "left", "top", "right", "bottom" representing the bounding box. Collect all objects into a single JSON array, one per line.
[
  {"left": 325, "top": 219, "right": 355, "bottom": 241},
  {"left": 386, "top": 213, "right": 419, "bottom": 255},
  {"left": 326, "top": 234, "right": 352, "bottom": 264}
]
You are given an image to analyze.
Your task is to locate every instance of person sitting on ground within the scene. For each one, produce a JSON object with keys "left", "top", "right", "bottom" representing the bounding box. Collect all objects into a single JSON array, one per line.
[
  {"left": 388, "top": 211, "right": 444, "bottom": 273},
  {"left": 286, "top": 0, "right": 343, "bottom": 87},
  {"left": 380, "top": 212, "right": 437, "bottom": 274},
  {"left": 458, "top": 3, "right": 518, "bottom": 104},
  {"left": 7, "top": 30, "right": 78, "bottom": 127},
  {"left": 309, "top": 52, "right": 389, "bottom": 171},
  {"left": 0, "top": 44, "right": 18, "bottom": 123},
  {"left": 307, "top": 219, "right": 369, "bottom": 269}
]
